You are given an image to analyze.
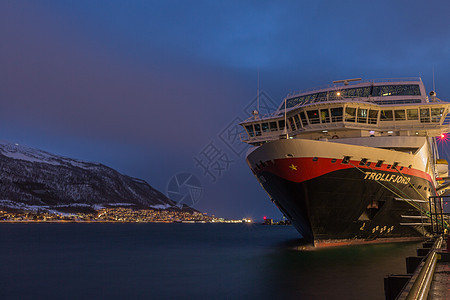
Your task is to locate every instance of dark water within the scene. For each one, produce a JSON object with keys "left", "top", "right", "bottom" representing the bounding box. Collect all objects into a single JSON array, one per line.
[{"left": 0, "top": 223, "right": 422, "bottom": 299}]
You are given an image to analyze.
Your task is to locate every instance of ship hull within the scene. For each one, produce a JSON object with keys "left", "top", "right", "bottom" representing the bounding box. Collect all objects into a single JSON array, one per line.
[{"left": 247, "top": 138, "right": 435, "bottom": 246}]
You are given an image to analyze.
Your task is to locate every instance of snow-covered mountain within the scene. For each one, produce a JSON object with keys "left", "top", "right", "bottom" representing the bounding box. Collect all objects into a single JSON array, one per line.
[{"left": 0, "top": 141, "right": 177, "bottom": 212}]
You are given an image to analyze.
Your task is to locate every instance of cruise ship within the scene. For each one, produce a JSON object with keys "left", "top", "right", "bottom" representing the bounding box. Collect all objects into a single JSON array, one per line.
[{"left": 240, "top": 78, "right": 450, "bottom": 246}]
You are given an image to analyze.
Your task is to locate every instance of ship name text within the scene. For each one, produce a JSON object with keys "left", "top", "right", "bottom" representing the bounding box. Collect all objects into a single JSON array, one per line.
[{"left": 363, "top": 172, "right": 411, "bottom": 184}]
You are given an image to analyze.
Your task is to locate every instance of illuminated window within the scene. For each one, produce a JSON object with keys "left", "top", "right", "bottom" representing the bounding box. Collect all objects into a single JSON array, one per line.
[
  {"left": 320, "top": 109, "right": 330, "bottom": 123},
  {"left": 407, "top": 109, "right": 418, "bottom": 120},
  {"left": 357, "top": 108, "right": 368, "bottom": 123},
  {"left": 331, "top": 107, "right": 343, "bottom": 122},
  {"left": 345, "top": 107, "right": 356, "bottom": 122},
  {"left": 431, "top": 108, "right": 444, "bottom": 123},
  {"left": 372, "top": 85, "right": 421, "bottom": 97},
  {"left": 380, "top": 110, "right": 393, "bottom": 121},
  {"left": 368, "top": 110, "right": 378, "bottom": 124},
  {"left": 420, "top": 108, "right": 430, "bottom": 123},
  {"left": 307, "top": 110, "right": 320, "bottom": 124},
  {"left": 394, "top": 110, "right": 406, "bottom": 121}
]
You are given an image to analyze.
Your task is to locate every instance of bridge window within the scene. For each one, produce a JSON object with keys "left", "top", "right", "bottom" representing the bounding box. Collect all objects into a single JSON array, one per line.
[
  {"left": 331, "top": 107, "right": 343, "bottom": 122},
  {"left": 345, "top": 107, "right": 356, "bottom": 122},
  {"left": 307, "top": 110, "right": 320, "bottom": 124},
  {"left": 269, "top": 121, "right": 278, "bottom": 131},
  {"left": 380, "top": 110, "right": 393, "bottom": 121},
  {"left": 278, "top": 120, "right": 286, "bottom": 130},
  {"left": 254, "top": 124, "right": 261, "bottom": 136},
  {"left": 368, "top": 110, "right": 378, "bottom": 124},
  {"left": 245, "top": 125, "right": 254, "bottom": 137},
  {"left": 299, "top": 111, "right": 308, "bottom": 126},
  {"left": 431, "top": 108, "right": 444, "bottom": 123},
  {"left": 394, "top": 110, "right": 406, "bottom": 121},
  {"left": 407, "top": 109, "right": 418, "bottom": 120},
  {"left": 320, "top": 109, "right": 330, "bottom": 123},
  {"left": 288, "top": 118, "right": 296, "bottom": 130},
  {"left": 357, "top": 108, "right": 368, "bottom": 123},
  {"left": 294, "top": 115, "right": 301, "bottom": 129},
  {"left": 420, "top": 108, "right": 430, "bottom": 123}
]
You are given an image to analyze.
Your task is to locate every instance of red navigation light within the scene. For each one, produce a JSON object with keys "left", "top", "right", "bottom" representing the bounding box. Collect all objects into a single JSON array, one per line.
[
  {"left": 263, "top": 216, "right": 267, "bottom": 220},
  {"left": 441, "top": 133, "right": 445, "bottom": 139}
]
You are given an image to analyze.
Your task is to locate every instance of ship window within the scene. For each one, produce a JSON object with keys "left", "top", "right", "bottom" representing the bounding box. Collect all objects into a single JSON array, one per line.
[
  {"left": 386, "top": 165, "right": 391, "bottom": 169},
  {"left": 262, "top": 122, "right": 269, "bottom": 132},
  {"left": 420, "top": 108, "right": 430, "bottom": 123},
  {"left": 320, "top": 109, "right": 330, "bottom": 123},
  {"left": 294, "top": 115, "right": 302, "bottom": 129},
  {"left": 345, "top": 107, "right": 356, "bottom": 122},
  {"left": 407, "top": 109, "right": 419, "bottom": 120},
  {"left": 408, "top": 165, "right": 412, "bottom": 169},
  {"left": 417, "top": 185, "right": 422, "bottom": 189},
  {"left": 394, "top": 110, "right": 406, "bottom": 121},
  {"left": 380, "top": 110, "right": 393, "bottom": 121},
  {"left": 342, "top": 156, "right": 351, "bottom": 164},
  {"left": 312, "top": 157, "right": 318, "bottom": 162},
  {"left": 288, "top": 118, "right": 296, "bottom": 130},
  {"left": 269, "top": 121, "right": 278, "bottom": 131},
  {"left": 343, "top": 86, "right": 372, "bottom": 98},
  {"left": 375, "top": 160, "right": 383, "bottom": 167},
  {"left": 331, "top": 158, "right": 337, "bottom": 163},
  {"left": 366, "top": 161, "right": 371, "bottom": 167},
  {"left": 392, "top": 162, "right": 399, "bottom": 169},
  {"left": 368, "top": 110, "right": 378, "bottom": 124},
  {"left": 307, "top": 110, "right": 320, "bottom": 124},
  {"left": 372, "top": 84, "right": 421, "bottom": 97},
  {"left": 357, "top": 108, "right": 368, "bottom": 123},
  {"left": 330, "top": 107, "right": 343, "bottom": 122},
  {"left": 359, "top": 158, "right": 368, "bottom": 166},
  {"left": 431, "top": 108, "right": 444, "bottom": 123},
  {"left": 400, "top": 166, "right": 404, "bottom": 171},
  {"left": 278, "top": 120, "right": 285, "bottom": 130},
  {"left": 254, "top": 124, "right": 261, "bottom": 136},
  {"left": 299, "top": 111, "right": 308, "bottom": 126},
  {"left": 245, "top": 125, "right": 254, "bottom": 137}
]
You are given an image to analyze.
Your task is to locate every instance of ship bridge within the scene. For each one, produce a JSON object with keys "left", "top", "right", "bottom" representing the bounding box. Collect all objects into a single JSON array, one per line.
[{"left": 240, "top": 78, "right": 450, "bottom": 145}]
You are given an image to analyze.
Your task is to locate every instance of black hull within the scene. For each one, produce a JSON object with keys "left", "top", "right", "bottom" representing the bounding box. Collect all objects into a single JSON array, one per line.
[{"left": 257, "top": 167, "right": 434, "bottom": 245}]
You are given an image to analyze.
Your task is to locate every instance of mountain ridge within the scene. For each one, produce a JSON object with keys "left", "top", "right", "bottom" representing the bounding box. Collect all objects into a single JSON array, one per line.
[{"left": 0, "top": 141, "right": 180, "bottom": 213}]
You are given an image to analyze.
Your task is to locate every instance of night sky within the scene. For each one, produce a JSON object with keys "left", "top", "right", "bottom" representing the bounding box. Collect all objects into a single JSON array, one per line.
[{"left": 1, "top": 1, "right": 450, "bottom": 220}]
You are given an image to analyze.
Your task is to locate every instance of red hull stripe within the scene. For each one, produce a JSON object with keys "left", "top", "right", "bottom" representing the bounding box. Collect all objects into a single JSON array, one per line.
[{"left": 254, "top": 157, "right": 433, "bottom": 184}]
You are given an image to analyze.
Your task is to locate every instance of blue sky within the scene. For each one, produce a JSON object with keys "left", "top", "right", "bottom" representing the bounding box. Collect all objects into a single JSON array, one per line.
[{"left": 1, "top": 0, "right": 450, "bottom": 219}]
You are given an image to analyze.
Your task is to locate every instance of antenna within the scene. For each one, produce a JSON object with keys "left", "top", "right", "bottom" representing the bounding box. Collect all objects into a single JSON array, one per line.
[
  {"left": 284, "top": 98, "right": 288, "bottom": 138},
  {"left": 257, "top": 70, "right": 260, "bottom": 112},
  {"left": 433, "top": 66, "right": 436, "bottom": 92}
]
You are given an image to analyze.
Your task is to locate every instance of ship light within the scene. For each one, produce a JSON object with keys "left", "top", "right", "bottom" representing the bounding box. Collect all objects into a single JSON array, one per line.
[
  {"left": 369, "top": 131, "right": 375, "bottom": 135},
  {"left": 336, "top": 91, "right": 341, "bottom": 96},
  {"left": 322, "top": 130, "right": 328, "bottom": 133}
]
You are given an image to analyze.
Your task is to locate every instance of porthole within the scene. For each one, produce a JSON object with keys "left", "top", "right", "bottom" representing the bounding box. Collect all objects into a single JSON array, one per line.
[
  {"left": 312, "top": 157, "right": 318, "bottom": 162},
  {"left": 331, "top": 158, "right": 337, "bottom": 163}
]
